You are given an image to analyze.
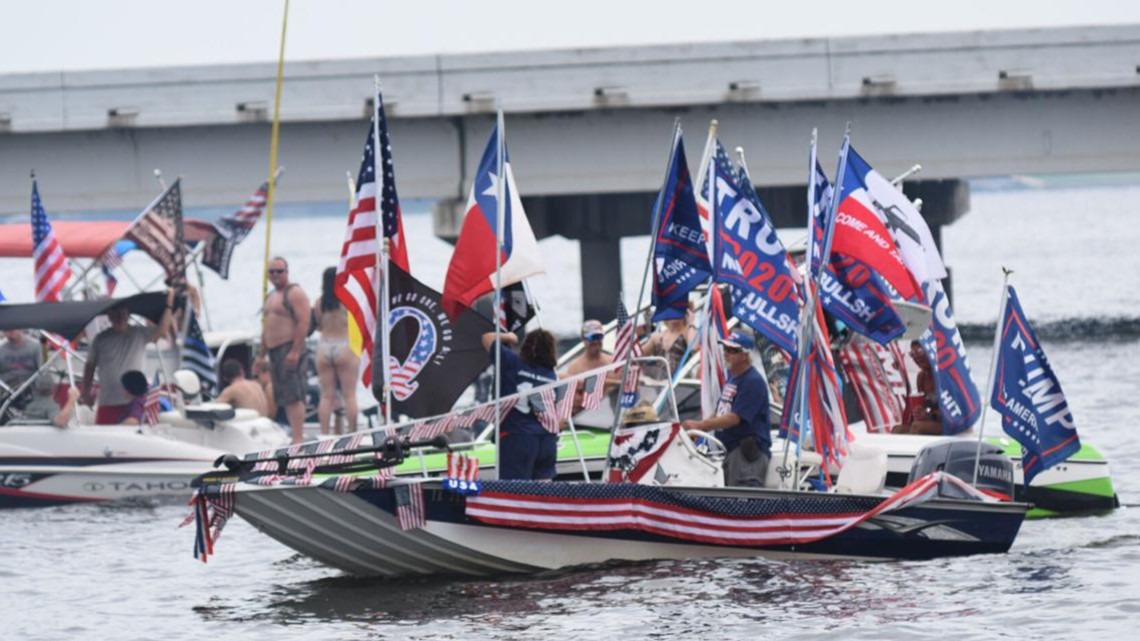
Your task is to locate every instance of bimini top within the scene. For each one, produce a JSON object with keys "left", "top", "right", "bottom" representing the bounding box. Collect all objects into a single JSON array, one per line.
[
  {"left": 0, "top": 292, "right": 166, "bottom": 341},
  {"left": 0, "top": 220, "right": 216, "bottom": 259}
]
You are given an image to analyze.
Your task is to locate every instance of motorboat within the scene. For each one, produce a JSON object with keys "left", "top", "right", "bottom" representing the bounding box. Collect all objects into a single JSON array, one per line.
[
  {"left": 186, "top": 357, "right": 1027, "bottom": 578},
  {"left": 0, "top": 293, "right": 290, "bottom": 508}
]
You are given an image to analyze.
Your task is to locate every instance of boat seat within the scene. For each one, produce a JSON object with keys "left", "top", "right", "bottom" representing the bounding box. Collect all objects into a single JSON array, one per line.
[
  {"left": 834, "top": 443, "right": 887, "bottom": 494},
  {"left": 74, "top": 405, "right": 96, "bottom": 426}
]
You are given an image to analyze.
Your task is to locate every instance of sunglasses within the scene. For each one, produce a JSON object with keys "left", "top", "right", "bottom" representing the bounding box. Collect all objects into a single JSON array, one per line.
[
  {"left": 723, "top": 346, "right": 743, "bottom": 355},
  {"left": 268, "top": 268, "right": 287, "bottom": 274},
  {"left": 583, "top": 335, "right": 603, "bottom": 343}
]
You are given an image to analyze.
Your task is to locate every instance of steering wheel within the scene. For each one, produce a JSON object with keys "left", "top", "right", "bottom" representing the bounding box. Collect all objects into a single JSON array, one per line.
[{"left": 685, "top": 430, "right": 727, "bottom": 458}]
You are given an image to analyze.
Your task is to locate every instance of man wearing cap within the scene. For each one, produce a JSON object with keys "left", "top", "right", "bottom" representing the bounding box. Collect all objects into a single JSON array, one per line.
[
  {"left": 682, "top": 330, "right": 771, "bottom": 487},
  {"left": 563, "top": 319, "right": 613, "bottom": 377}
]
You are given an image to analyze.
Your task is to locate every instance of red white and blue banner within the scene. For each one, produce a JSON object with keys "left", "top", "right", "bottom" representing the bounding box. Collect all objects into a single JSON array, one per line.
[
  {"left": 651, "top": 127, "right": 711, "bottom": 321},
  {"left": 990, "top": 285, "right": 1081, "bottom": 485},
  {"left": 711, "top": 141, "right": 800, "bottom": 354},
  {"left": 442, "top": 123, "right": 544, "bottom": 318},
  {"left": 920, "top": 279, "right": 982, "bottom": 435}
]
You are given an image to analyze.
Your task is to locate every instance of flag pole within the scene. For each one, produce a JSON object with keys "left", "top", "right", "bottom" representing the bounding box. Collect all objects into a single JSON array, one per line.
[
  {"left": 609, "top": 118, "right": 681, "bottom": 436},
  {"left": 374, "top": 78, "right": 393, "bottom": 426},
  {"left": 972, "top": 267, "right": 1012, "bottom": 485},
  {"left": 493, "top": 109, "right": 507, "bottom": 481},
  {"left": 260, "top": 0, "right": 290, "bottom": 302}
]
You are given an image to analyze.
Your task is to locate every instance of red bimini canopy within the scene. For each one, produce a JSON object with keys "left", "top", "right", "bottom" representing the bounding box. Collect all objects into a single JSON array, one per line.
[{"left": 0, "top": 219, "right": 216, "bottom": 259}]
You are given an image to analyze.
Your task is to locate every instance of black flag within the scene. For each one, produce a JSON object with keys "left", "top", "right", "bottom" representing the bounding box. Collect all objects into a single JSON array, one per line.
[
  {"left": 202, "top": 181, "right": 268, "bottom": 279},
  {"left": 373, "top": 264, "right": 495, "bottom": 419}
]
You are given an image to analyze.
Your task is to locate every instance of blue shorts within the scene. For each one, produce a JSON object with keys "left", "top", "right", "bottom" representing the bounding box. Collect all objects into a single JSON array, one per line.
[{"left": 498, "top": 430, "right": 558, "bottom": 480}]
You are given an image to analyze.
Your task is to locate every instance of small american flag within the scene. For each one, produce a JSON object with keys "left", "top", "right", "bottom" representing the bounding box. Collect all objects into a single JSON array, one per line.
[
  {"left": 394, "top": 482, "right": 426, "bottom": 530},
  {"left": 613, "top": 299, "right": 642, "bottom": 363},
  {"left": 534, "top": 379, "right": 578, "bottom": 433},
  {"left": 144, "top": 380, "right": 167, "bottom": 426},
  {"left": 580, "top": 372, "right": 608, "bottom": 411},
  {"left": 30, "top": 179, "right": 70, "bottom": 303}
]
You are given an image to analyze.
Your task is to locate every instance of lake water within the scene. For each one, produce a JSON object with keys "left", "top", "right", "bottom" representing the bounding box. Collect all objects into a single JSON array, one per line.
[{"left": 1, "top": 181, "right": 1139, "bottom": 640}]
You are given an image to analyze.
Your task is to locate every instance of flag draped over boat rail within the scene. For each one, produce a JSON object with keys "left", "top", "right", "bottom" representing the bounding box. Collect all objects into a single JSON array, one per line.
[{"left": 466, "top": 471, "right": 992, "bottom": 547}]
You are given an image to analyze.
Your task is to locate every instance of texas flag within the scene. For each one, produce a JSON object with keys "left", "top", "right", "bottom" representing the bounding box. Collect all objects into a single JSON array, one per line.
[
  {"left": 442, "top": 122, "right": 543, "bottom": 318},
  {"left": 831, "top": 140, "right": 923, "bottom": 303}
]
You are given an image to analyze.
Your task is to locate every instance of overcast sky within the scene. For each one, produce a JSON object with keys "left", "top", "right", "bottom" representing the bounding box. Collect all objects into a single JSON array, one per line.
[{"left": 1, "top": 1, "right": 1139, "bottom": 74}]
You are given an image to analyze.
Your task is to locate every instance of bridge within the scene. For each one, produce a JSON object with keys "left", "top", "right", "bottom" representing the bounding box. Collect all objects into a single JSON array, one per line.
[{"left": 1, "top": 25, "right": 1138, "bottom": 319}]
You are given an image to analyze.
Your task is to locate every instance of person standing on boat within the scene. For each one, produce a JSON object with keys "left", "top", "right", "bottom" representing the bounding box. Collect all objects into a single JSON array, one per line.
[
  {"left": 312, "top": 266, "right": 358, "bottom": 435},
  {"left": 0, "top": 329, "right": 42, "bottom": 408},
  {"left": 79, "top": 290, "right": 176, "bottom": 425},
  {"left": 681, "top": 330, "right": 771, "bottom": 487},
  {"left": 256, "top": 257, "right": 311, "bottom": 443},
  {"left": 563, "top": 320, "right": 612, "bottom": 376},
  {"left": 481, "top": 329, "right": 559, "bottom": 480}
]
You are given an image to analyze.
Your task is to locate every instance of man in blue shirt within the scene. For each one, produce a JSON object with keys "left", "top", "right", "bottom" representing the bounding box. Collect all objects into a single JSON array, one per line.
[
  {"left": 682, "top": 330, "right": 771, "bottom": 487},
  {"left": 481, "top": 330, "right": 560, "bottom": 480}
]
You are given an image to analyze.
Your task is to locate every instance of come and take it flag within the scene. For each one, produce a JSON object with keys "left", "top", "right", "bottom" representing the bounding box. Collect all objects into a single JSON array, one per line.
[
  {"left": 337, "top": 90, "right": 409, "bottom": 388},
  {"left": 810, "top": 139, "right": 909, "bottom": 345},
  {"left": 651, "top": 127, "right": 711, "bottom": 321},
  {"left": 182, "top": 309, "right": 218, "bottom": 395},
  {"left": 373, "top": 263, "right": 495, "bottom": 419},
  {"left": 442, "top": 121, "right": 544, "bottom": 318},
  {"left": 127, "top": 179, "right": 187, "bottom": 286},
  {"left": 202, "top": 179, "right": 270, "bottom": 279},
  {"left": 990, "top": 285, "right": 1080, "bottom": 485},
  {"left": 845, "top": 145, "right": 946, "bottom": 290},
  {"left": 30, "top": 178, "right": 71, "bottom": 303},
  {"left": 711, "top": 140, "right": 800, "bottom": 354}
]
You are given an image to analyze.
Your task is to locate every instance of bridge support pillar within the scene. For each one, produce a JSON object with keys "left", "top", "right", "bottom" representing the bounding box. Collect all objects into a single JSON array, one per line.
[{"left": 578, "top": 238, "right": 623, "bottom": 323}]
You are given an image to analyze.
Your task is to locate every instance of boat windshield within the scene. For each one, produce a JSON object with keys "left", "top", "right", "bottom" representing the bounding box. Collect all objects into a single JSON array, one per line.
[{"left": 615, "top": 356, "right": 680, "bottom": 425}]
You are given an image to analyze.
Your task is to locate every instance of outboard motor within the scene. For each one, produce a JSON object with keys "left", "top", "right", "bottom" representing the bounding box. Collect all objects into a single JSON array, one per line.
[{"left": 908, "top": 440, "right": 1015, "bottom": 501}]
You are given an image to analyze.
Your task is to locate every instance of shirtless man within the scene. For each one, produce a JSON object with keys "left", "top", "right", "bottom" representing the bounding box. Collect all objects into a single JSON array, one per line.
[
  {"left": 216, "top": 359, "right": 270, "bottom": 417},
  {"left": 563, "top": 320, "right": 612, "bottom": 376},
  {"left": 255, "top": 257, "right": 311, "bottom": 443}
]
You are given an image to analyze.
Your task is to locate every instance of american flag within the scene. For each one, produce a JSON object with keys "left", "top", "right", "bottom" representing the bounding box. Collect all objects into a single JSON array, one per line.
[
  {"left": 336, "top": 90, "right": 409, "bottom": 388},
  {"left": 579, "top": 372, "right": 608, "bottom": 411},
  {"left": 838, "top": 335, "right": 906, "bottom": 433},
  {"left": 466, "top": 471, "right": 955, "bottom": 547},
  {"left": 202, "top": 180, "right": 269, "bottom": 279},
  {"left": 394, "top": 482, "right": 426, "bottom": 530},
  {"left": 144, "top": 379, "right": 167, "bottom": 427},
  {"left": 126, "top": 179, "right": 186, "bottom": 285},
  {"left": 534, "top": 379, "right": 577, "bottom": 434},
  {"left": 99, "top": 244, "right": 124, "bottom": 295},
  {"left": 613, "top": 299, "right": 642, "bottom": 362},
  {"left": 181, "top": 309, "right": 218, "bottom": 394},
  {"left": 698, "top": 286, "right": 729, "bottom": 418},
  {"left": 30, "top": 179, "right": 70, "bottom": 303}
]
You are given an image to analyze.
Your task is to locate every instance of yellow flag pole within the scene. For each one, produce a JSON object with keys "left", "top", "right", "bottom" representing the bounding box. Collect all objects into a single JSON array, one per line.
[{"left": 260, "top": 0, "right": 291, "bottom": 300}]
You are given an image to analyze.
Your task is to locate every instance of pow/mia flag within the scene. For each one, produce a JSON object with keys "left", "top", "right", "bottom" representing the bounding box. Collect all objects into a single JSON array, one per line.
[
  {"left": 373, "top": 264, "right": 494, "bottom": 419},
  {"left": 126, "top": 179, "right": 186, "bottom": 285}
]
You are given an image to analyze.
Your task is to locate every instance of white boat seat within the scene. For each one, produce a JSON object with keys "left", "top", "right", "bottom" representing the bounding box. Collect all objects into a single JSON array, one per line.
[{"left": 834, "top": 443, "right": 887, "bottom": 494}]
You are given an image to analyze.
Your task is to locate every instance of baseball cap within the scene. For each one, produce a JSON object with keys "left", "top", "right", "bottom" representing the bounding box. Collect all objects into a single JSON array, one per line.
[
  {"left": 719, "top": 330, "right": 756, "bottom": 352},
  {"left": 581, "top": 319, "right": 604, "bottom": 340}
]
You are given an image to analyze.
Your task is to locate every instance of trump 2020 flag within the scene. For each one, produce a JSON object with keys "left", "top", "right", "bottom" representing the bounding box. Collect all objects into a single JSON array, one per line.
[
  {"left": 711, "top": 140, "right": 799, "bottom": 354},
  {"left": 651, "top": 127, "right": 710, "bottom": 321},
  {"left": 920, "top": 279, "right": 981, "bottom": 435},
  {"left": 442, "top": 121, "right": 543, "bottom": 318},
  {"left": 990, "top": 285, "right": 1080, "bottom": 485}
]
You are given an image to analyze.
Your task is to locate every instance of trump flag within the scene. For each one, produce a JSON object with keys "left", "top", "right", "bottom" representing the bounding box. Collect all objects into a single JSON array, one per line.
[
  {"left": 651, "top": 127, "right": 711, "bottom": 321},
  {"left": 990, "top": 285, "right": 1081, "bottom": 485},
  {"left": 442, "top": 122, "right": 543, "bottom": 318}
]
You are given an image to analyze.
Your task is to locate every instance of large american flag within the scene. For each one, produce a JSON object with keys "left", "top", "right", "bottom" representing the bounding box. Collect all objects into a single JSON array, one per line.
[
  {"left": 202, "top": 180, "right": 269, "bottom": 279},
  {"left": 336, "top": 90, "right": 409, "bottom": 388},
  {"left": 466, "top": 471, "right": 967, "bottom": 547},
  {"left": 126, "top": 179, "right": 186, "bottom": 286},
  {"left": 838, "top": 335, "right": 907, "bottom": 433},
  {"left": 30, "top": 179, "right": 70, "bottom": 302}
]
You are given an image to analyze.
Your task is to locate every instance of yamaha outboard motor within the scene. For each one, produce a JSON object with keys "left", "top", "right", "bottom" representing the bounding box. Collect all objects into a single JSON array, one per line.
[{"left": 908, "top": 440, "right": 1015, "bottom": 501}]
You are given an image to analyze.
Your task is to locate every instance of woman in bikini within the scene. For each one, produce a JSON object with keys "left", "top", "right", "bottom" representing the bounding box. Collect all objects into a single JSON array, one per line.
[{"left": 312, "top": 267, "right": 359, "bottom": 434}]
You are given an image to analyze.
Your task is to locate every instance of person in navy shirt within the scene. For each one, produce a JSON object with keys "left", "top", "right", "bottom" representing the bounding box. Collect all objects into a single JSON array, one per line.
[
  {"left": 481, "top": 329, "right": 560, "bottom": 480},
  {"left": 682, "top": 330, "right": 771, "bottom": 487}
]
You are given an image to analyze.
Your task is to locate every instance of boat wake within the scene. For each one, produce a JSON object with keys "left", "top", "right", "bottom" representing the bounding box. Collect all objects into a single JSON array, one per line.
[{"left": 959, "top": 317, "right": 1140, "bottom": 342}]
